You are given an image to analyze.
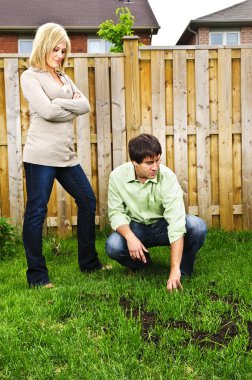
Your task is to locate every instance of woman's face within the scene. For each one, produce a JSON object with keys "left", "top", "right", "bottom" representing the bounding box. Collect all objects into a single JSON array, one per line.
[{"left": 46, "top": 42, "right": 67, "bottom": 71}]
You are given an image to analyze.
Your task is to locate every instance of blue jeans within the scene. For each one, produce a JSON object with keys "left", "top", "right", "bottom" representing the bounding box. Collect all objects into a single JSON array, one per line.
[
  {"left": 106, "top": 215, "right": 207, "bottom": 275},
  {"left": 23, "top": 163, "right": 102, "bottom": 286}
]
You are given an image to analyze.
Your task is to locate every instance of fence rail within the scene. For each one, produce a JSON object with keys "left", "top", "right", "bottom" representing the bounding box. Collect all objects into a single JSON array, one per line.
[{"left": 0, "top": 39, "right": 252, "bottom": 234}]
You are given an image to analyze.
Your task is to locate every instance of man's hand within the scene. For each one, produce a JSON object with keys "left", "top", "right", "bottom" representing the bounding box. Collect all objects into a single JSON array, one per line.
[
  {"left": 166, "top": 267, "right": 183, "bottom": 293},
  {"left": 126, "top": 234, "right": 148, "bottom": 263},
  {"left": 116, "top": 225, "right": 148, "bottom": 263}
]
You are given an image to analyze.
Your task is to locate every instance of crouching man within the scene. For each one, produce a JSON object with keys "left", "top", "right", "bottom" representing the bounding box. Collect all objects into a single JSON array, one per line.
[{"left": 105, "top": 134, "right": 207, "bottom": 292}]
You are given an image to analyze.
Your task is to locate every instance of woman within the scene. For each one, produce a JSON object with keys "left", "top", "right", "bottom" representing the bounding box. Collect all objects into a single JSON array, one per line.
[{"left": 21, "top": 23, "right": 103, "bottom": 288}]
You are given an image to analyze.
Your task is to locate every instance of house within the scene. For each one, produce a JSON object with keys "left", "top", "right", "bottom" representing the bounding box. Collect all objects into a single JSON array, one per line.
[
  {"left": 0, "top": 0, "right": 159, "bottom": 53},
  {"left": 176, "top": 0, "right": 252, "bottom": 45}
]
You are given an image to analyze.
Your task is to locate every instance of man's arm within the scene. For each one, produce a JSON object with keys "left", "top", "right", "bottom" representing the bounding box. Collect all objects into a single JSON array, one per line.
[
  {"left": 108, "top": 172, "right": 148, "bottom": 263},
  {"left": 116, "top": 224, "right": 148, "bottom": 263},
  {"left": 160, "top": 170, "right": 186, "bottom": 292},
  {"left": 166, "top": 236, "right": 184, "bottom": 292}
]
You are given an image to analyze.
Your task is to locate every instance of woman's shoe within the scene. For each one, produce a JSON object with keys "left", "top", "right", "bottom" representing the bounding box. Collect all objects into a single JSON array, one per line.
[{"left": 42, "top": 282, "right": 55, "bottom": 289}]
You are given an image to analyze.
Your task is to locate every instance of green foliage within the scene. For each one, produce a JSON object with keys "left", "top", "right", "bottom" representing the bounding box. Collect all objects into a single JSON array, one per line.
[
  {"left": 0, "top": 217, "right": 19, "bottom": 258},
  {"left": 98, "top": 7, "right": 135, "bottom": 52}
]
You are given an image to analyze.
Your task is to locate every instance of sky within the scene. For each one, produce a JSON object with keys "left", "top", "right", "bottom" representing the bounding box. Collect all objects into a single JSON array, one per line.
[{"left": 148, "top": 0, "right": 241, "bottom": 45}]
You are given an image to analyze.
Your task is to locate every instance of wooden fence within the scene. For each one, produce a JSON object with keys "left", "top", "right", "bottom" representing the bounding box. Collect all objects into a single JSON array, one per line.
[{"left": 1, "top": 37, "right": 252, "bottom": 234}]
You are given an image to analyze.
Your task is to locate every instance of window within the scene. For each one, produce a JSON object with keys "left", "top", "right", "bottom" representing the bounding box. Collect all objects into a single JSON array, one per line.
[
  {"left": 18, "top": 39, "right": 33, "bottom": 53},
  {"left": 87, "top": 38, "right": 113, "bottom": 53},
  {"left": 210, "top": 30, "right": 240, "bottom": 46}
]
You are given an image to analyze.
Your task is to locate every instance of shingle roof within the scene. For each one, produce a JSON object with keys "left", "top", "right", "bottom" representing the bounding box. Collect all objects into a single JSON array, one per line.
[
  {"left": 177, "top": 0, "right": 252, "bottom": 44},
  {"left": 195, "top": 0, "right": 252, "bottom": 22},
  {"left": 0, "top": 0, "right": 159, "bottom": 33}
]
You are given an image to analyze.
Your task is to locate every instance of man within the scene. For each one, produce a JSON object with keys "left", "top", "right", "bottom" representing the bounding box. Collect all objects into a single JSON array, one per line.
[{"left": 106, "top": 134, "right": 207, "bottom": 292}]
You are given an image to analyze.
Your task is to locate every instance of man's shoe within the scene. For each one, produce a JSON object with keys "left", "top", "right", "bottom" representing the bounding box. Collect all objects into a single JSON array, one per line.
[
  {"left": 100, "top": 264, "right": 113, "bottom": 271},
  {"left": 81, "top": 264, "right": 112, "bottom": 273}
]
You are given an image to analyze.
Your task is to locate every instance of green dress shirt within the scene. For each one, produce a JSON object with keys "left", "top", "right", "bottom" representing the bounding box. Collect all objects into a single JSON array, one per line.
[{"left": 108, "top": 162, "right": 186, "bottom": 244}]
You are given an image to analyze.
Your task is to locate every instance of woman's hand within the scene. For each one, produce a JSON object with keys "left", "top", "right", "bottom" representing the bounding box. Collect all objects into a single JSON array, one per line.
[{"left": 73, "top": 92, "right": 81, "bottom": 99}]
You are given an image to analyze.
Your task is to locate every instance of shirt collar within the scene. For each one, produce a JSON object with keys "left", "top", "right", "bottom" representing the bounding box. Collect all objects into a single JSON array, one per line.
[{"left": 126, "top": 162, "right": 159, "bottom": 184}]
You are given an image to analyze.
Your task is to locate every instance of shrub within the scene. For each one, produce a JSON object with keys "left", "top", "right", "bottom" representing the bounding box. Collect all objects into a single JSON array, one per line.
[
  {"left": 0, "top": 217, "right": 19, "bottom": 259},
  {"left": 97, "top": 7, "right": 135, "bottom": 52}
]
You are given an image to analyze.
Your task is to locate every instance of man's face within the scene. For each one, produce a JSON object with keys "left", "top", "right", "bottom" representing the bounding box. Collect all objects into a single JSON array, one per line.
[{"left": 133, "top": 155, "right": 161, "bottom": 182}]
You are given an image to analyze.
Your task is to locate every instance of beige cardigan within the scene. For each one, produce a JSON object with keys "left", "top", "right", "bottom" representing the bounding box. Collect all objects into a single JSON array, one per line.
[{"left": 21, "top": 67, "right": 90, "bottom": 167}]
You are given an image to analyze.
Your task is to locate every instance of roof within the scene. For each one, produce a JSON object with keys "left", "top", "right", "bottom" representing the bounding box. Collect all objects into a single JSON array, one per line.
[
  {"left": 177, "top": 0, "right": 252, "bottom": 44},
  {"left": 0, "top": 0, "right": 159, "bottom": 34}
]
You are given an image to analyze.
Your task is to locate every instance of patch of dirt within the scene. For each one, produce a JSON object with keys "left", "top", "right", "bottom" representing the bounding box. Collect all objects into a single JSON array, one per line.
[
  {"left": 192, "top": 320, "right": 238, "bottom": 349},
  {"left": 119, "top": 296, "right": 159, "bottom": 344},
  {"left": 119, "top": 294, "right": 248, "bottom": 350}
]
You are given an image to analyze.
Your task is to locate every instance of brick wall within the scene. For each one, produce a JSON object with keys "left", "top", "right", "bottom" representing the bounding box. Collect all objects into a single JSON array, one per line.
[
  {"left": 198, "top": 27, "right": 210, "bottom": 45},
  {"left": 69, "top": 34, "right": 87, "bottom": 53},
  {"left": 138, "top": 32, "right": 151, "bottom": 45},
  {"left": 0, "top": 34, "right": 18, "bottom": 53},
  {"left": 0, "top": 31, "right": 152, "bottom": 53},
  {"left": 241, "top": 26, "right": 252, "bottom": 44},
  {"left": 187, "top": 34, "right": 197, "bottom": 45}
]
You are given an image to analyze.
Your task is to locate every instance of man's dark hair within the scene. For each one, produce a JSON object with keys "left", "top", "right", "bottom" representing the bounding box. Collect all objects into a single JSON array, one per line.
[{"left": 128, "top": 134, "right": 162, "bottom": 164}]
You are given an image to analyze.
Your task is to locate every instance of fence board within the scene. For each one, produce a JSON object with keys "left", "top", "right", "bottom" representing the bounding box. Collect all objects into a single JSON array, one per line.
[
  {"left": 4, "top": 58, "right": 24, "bottom": 224},
  {"left": 195, "top": 50, "right": 212, "bottom": 225},
  {"left": 0, "top": 68, "right": 7, "bottom": 147},
  {"left": 165, "top": 60, "right": 174, "bottom": 170},
  {"left": 56, "top": 182, "right": 72, "bottom": 236},
  {"left": 139, "top": 59, "right": 151, "bottom": 133},
  {"left": 0, "top": 147, "right": 9, "bottom": 217},
  {"left": 232, "top": 58, "right": 242, "bottom": 230},
  {"left": 209, "top": 56, "right": 219, "bottom": 227},
  {"left": 173, "top": 50, "right": 188, "bottom": 209},
  {"left": 123, "top": 37, "right": 141, "bottom": 144},
  {"left": 95, "top": 57, "right": 112, "bottom": 228},
  {"left": 187, "top": 59, "right": 197, "bottom": 209},
  {"left": 111, "top": 56, "right": 126, "bottom": 169},
  {"left": 241, "top": 49, "right": 252, "bottom": 229},
  {"left": 218, "top": 49, "right": 233, "bottom": 230},
  {"left": 74, "top": 58, "right": 92, "bottom": 182},
  {"left": 151, "top": 50, "right": 166, "bottom": 154},
  {"left": 0, "top": 67, "right": 8, "bottom": 217}
]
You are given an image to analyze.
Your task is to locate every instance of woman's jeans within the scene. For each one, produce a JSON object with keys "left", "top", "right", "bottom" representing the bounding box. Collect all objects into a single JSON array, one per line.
[
  {"left": 106, "top": 215, "right": 207, "bottom": 275},
  {"left": 23, "top": 163, "right": 102, "bottom": 286}
]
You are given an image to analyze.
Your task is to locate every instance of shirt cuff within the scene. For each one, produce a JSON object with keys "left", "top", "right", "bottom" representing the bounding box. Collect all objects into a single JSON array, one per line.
[
  {"left": 110, "top": 215, "right": 131, "bottom": 231},
  {"left": 168, "top": 226, "right": 186, "bottom": 244}
]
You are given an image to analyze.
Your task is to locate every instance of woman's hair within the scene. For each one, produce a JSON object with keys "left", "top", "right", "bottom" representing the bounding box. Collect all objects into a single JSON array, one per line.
[
  {"left": 29, "top": 23, "right": 71, "bottom": 71},
  {"left": 128, "top": 134, "right": 162, "bottom": 163}
]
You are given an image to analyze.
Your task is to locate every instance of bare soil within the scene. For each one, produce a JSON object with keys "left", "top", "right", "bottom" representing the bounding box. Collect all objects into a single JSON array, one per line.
[{"left": 119, "top": 293, "right": 252, "bottom": 350}]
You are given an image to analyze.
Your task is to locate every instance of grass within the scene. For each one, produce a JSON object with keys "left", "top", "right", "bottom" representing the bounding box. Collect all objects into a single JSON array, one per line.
[{"left": 0, "top": 229, "right": 252, "bottom": 379}]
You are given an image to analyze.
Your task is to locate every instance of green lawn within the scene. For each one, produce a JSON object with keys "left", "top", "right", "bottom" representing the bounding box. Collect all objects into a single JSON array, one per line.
[{"left": 0, "top": 229, "right": 252, "bottom": 380}]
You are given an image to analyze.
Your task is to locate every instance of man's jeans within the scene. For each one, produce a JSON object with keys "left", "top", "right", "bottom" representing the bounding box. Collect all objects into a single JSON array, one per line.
[
  {"left": 23, "top": 163, "right": 102, "bottom": 286},
  {"left": 106, "top": 215, "right": 207, "bottom": 275}
]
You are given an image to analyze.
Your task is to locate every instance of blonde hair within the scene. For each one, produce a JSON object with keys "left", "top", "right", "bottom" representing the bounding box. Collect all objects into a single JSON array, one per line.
[{"left": 29, "top": 23, "right": 71, "bottom": 71}]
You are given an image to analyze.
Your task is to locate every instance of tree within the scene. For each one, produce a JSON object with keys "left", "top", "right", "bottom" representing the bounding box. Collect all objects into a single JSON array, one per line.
[{"left": 97, "top": 7, "right": 135, "bottom": 53}]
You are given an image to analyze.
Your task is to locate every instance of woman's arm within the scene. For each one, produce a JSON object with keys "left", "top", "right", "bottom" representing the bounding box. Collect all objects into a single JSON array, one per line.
[
  {"left": 51, "top": 97, "right": 90, "bottom": 115},
  {"left": 21, "top": 70, "right": 77, "bottom": 122},
  {"left": 51, "top": 76, "right": 90, "bottom": 115}
]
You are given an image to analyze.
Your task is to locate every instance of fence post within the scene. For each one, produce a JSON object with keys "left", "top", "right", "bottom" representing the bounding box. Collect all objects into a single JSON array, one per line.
[
  {"left": 123, "top": 36, "right": 141, "bottom": 145},
  {"left": 4, "top": 58, "right": 24, "bottom": 225}
]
